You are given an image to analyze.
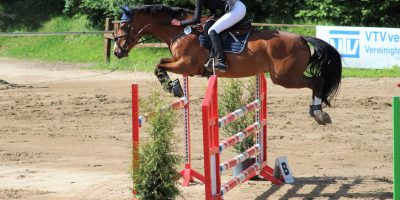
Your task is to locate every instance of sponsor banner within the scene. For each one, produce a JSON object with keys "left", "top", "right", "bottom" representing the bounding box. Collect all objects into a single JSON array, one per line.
[{"left": 316, "top": 26, "right": 400, "bottom": 69}]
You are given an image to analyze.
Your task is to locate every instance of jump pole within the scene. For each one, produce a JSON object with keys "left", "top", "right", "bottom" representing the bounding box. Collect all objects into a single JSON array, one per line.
[
  {"left": 131, "top": 84, "right": 139, "bottom": 199},
  {"left": 394, "top": 96, "right": 399, "bottom": 200},
  {"left": 202, "top": 74, "right": 283, "bottom": 200},
  {"left": 179, "top": 76, "right": 205, "bottom": 186}
]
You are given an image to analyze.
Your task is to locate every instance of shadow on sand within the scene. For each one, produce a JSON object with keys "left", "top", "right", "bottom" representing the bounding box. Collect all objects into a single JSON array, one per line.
[{"left": 255, "top": 176, "right": 392, "bottom": 200}]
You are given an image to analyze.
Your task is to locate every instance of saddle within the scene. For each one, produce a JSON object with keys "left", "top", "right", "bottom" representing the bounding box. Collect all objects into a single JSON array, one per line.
[{"left": 199, "top": 19, "right": 253, "bottom": 54}]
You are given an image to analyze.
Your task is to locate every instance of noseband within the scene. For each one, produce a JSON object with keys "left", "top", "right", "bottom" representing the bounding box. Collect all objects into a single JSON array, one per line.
[{"left": 114, "top": 22, "right": 154, "bottom": 53}]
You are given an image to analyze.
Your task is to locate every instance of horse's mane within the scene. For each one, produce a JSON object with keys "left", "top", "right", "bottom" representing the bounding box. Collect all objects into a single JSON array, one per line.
[{"left": 133, "top": 4, "right": 194, "bottom": 17}]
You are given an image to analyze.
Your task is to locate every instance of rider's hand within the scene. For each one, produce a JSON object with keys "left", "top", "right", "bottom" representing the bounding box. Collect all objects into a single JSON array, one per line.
[{"left": 171, "top": 18, "right": 181, "bottom": 26}]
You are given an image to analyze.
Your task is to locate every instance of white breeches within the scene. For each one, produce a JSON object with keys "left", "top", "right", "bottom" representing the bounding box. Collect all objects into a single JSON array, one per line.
[{"left": 208, "top": 1, "right": 246, "bottom": 34}]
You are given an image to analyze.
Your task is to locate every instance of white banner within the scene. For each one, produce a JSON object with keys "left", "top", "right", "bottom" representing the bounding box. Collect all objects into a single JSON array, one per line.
[{"left": 316, "top": 26, "right": 400, "bottom": 69}]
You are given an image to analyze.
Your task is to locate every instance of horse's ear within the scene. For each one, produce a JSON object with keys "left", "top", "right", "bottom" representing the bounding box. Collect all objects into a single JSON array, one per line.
[{"left": 120, "top": 5, "right": 133, "bottom": 22}]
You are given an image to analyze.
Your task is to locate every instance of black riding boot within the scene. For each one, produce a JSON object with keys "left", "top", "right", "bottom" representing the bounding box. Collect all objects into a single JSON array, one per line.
[{"left": 205, "top": 30, "right": 227, "bottom": 72}]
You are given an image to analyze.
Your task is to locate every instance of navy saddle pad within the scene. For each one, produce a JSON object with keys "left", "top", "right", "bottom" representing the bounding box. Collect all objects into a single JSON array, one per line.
[{"left": 199, "top": 32, "right": 251, "bottom": 54}]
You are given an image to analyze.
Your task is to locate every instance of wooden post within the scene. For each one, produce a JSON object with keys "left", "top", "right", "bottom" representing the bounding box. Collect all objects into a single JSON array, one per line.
[
  {"left": 114, "top": 21, "right": 119, "bottom": 33},
  {"left": 103, "top": 18, "right": 112, "bottom": 64}
]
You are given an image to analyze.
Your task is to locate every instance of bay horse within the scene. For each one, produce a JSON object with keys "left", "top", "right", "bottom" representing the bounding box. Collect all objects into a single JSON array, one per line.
[{"left": 113, "top": 5, "right": 342, "bottom": 125}]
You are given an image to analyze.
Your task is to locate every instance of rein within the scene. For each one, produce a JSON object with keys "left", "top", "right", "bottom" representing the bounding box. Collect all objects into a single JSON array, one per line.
[
  {"left": 115, "top": 16, "right": 214, "bottom": 51},
  {"left": 169, "top": 19, "right": 211, "bottom": 47},
  {"left": 114, "top": 23, "right": 155, "bottom": 52}
]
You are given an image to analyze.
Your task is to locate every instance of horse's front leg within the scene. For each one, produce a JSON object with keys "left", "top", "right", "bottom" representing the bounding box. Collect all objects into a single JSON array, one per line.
[
  {"left": 159, "top": 57, "right": 176, "bottom": 64},
  {"left": 154, "top": 67, "right": 173, "bottom": 94},
  {"left": 154, "top": 59, "right": 186, "bottom": 97}
]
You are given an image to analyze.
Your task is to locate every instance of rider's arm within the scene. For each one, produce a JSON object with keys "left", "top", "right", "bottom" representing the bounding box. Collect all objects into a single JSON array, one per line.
[{"left": 180, "top": 0, "right": 204, "bottom": 26}]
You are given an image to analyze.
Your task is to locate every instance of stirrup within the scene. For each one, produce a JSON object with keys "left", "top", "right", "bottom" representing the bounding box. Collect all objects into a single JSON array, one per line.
[
  {"left": 204, "top": 58, "right": 227, "bottom": 73},
  {"left": 204, "top": 58, "right": 214, "bottom": 69}
]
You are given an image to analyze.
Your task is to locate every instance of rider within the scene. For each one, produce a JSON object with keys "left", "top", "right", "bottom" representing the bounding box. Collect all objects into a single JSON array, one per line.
[{"left": 171, "top": 0, "right": 246, "bottom": 72}]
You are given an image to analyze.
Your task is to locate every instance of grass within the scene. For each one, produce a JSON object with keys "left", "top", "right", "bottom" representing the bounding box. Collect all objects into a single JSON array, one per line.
[
  {"left": 1, "top": 16, "right": 399, "bottom": 77},
  {"left": 342, "top": 66, "right": 400, "bottom": 78},
  {"left": 88, "top": 48, "right": 170, "bottom": 73},
  {"left": 0, "top": 15, "right": 170, "bottom": 72},
  {"left": 0, "top": 16, "right": 102, "bottom": 62}
]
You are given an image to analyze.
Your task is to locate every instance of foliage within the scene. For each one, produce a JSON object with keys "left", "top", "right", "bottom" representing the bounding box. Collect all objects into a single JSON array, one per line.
[
  {"left": 0, "top": 4, "right": 5, "bottom": 30},
  {"left": 63, "top": 0, "right": 194, "bottom": 28},
  {"left": 296, "top": 0, "right": 400, "bottom": 27},
  {"left": 64, "top": 0, "right": 126, "bottom": 28},
  {"left": 2, "top": 0, "right": 400, "bottom": 31},
  {"left": 132, "top": 91, "right": 180, "bottom": 200},
  {"left": 242, "top": 0, "right": 302, "bottom": 23},
  {"left": 61, "top": 0, "right": 297, "bottom": 27},
  {"left": 219, "top": 78, "right": 256, "bottom": 153},
  {"left": 0, "top": 0, "right": 65, "bottom": 31}
]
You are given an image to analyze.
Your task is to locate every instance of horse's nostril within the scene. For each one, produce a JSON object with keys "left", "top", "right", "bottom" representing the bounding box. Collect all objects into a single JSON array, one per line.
[{"left": 114, "top": 52, "right": 118, "bottom": 56}]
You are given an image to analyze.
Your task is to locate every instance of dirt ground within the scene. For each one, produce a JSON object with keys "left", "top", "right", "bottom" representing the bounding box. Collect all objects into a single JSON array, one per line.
[{"left": 0, "top": 57, "right": 398, "bottom": 200}]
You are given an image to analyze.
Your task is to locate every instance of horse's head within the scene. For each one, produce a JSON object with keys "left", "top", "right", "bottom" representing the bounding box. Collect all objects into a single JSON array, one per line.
[
  {"left": 114, "top": 5, "right": 194, "bottom": 58},
  {"left": 113, "top": 5, "right": 140, "bottom": 58}
]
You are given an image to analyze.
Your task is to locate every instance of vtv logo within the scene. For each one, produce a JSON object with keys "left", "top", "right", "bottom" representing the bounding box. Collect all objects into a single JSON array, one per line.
[{"left": 328, "top": 30, "right": 360, "bottom": 58}]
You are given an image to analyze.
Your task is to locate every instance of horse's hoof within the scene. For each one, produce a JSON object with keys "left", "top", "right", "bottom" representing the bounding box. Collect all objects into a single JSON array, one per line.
[
  {"left": 312, "top": 110, "right": 327, "bottom": 125},
  {"left": 171, "top": 79, "right": 184, "bottom": 97},
  {"left": 322, "top": 112, "right": 332, "bottom": 124}
]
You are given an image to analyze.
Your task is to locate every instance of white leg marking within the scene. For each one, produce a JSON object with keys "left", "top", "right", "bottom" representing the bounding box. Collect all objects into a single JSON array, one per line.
[{"left": 314, "top": 97, "right": 322, "bottom": 106}]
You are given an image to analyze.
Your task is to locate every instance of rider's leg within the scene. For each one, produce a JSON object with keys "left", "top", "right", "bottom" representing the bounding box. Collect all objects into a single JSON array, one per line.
[
  {"left": 207, "top": 30, "right": 226, "bottom": 71},
  {"left": 208, "top": 1, "right": 246, "bottom": 34},
  {"left": 206, "top": 1, "right": 246, "bottom": 71}
]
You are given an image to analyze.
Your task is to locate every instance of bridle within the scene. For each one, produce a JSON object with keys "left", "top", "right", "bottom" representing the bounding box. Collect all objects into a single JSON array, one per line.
[
  {"left": 113, "top": 22, "right": 154, "bottom": 53},
  {"left": 114, "top": 17, "right": 212, "bottom": 52}
]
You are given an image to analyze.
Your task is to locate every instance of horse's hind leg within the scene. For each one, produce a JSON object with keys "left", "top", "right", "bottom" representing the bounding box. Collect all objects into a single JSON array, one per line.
[
  {"left": 309, "top": 77, "right": 332, "bottom": 125},
  {"left": 270, "top": 73, "right": 331, "bottom": 125}
]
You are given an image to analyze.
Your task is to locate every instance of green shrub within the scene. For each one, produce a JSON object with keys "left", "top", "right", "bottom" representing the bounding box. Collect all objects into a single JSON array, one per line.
[
  {"left": 132, "top": 91, "right": 180, "bottom": 200},
  {"left": 219, "top": 78, "right": 256, "bottom": 153}
]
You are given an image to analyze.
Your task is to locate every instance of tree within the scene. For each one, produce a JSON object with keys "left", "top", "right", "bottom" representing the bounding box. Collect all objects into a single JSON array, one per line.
[
  {"left": 296, "top": 0, "right": 400, "bottom": 27},
  {"left": 0, "top": 0, "right": 65, "bottom": 31}
]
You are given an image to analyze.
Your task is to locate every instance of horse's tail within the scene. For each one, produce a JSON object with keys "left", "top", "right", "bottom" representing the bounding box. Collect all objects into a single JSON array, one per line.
[{"left": 304, "top": 36, "right": 342, "bottom": 107}]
